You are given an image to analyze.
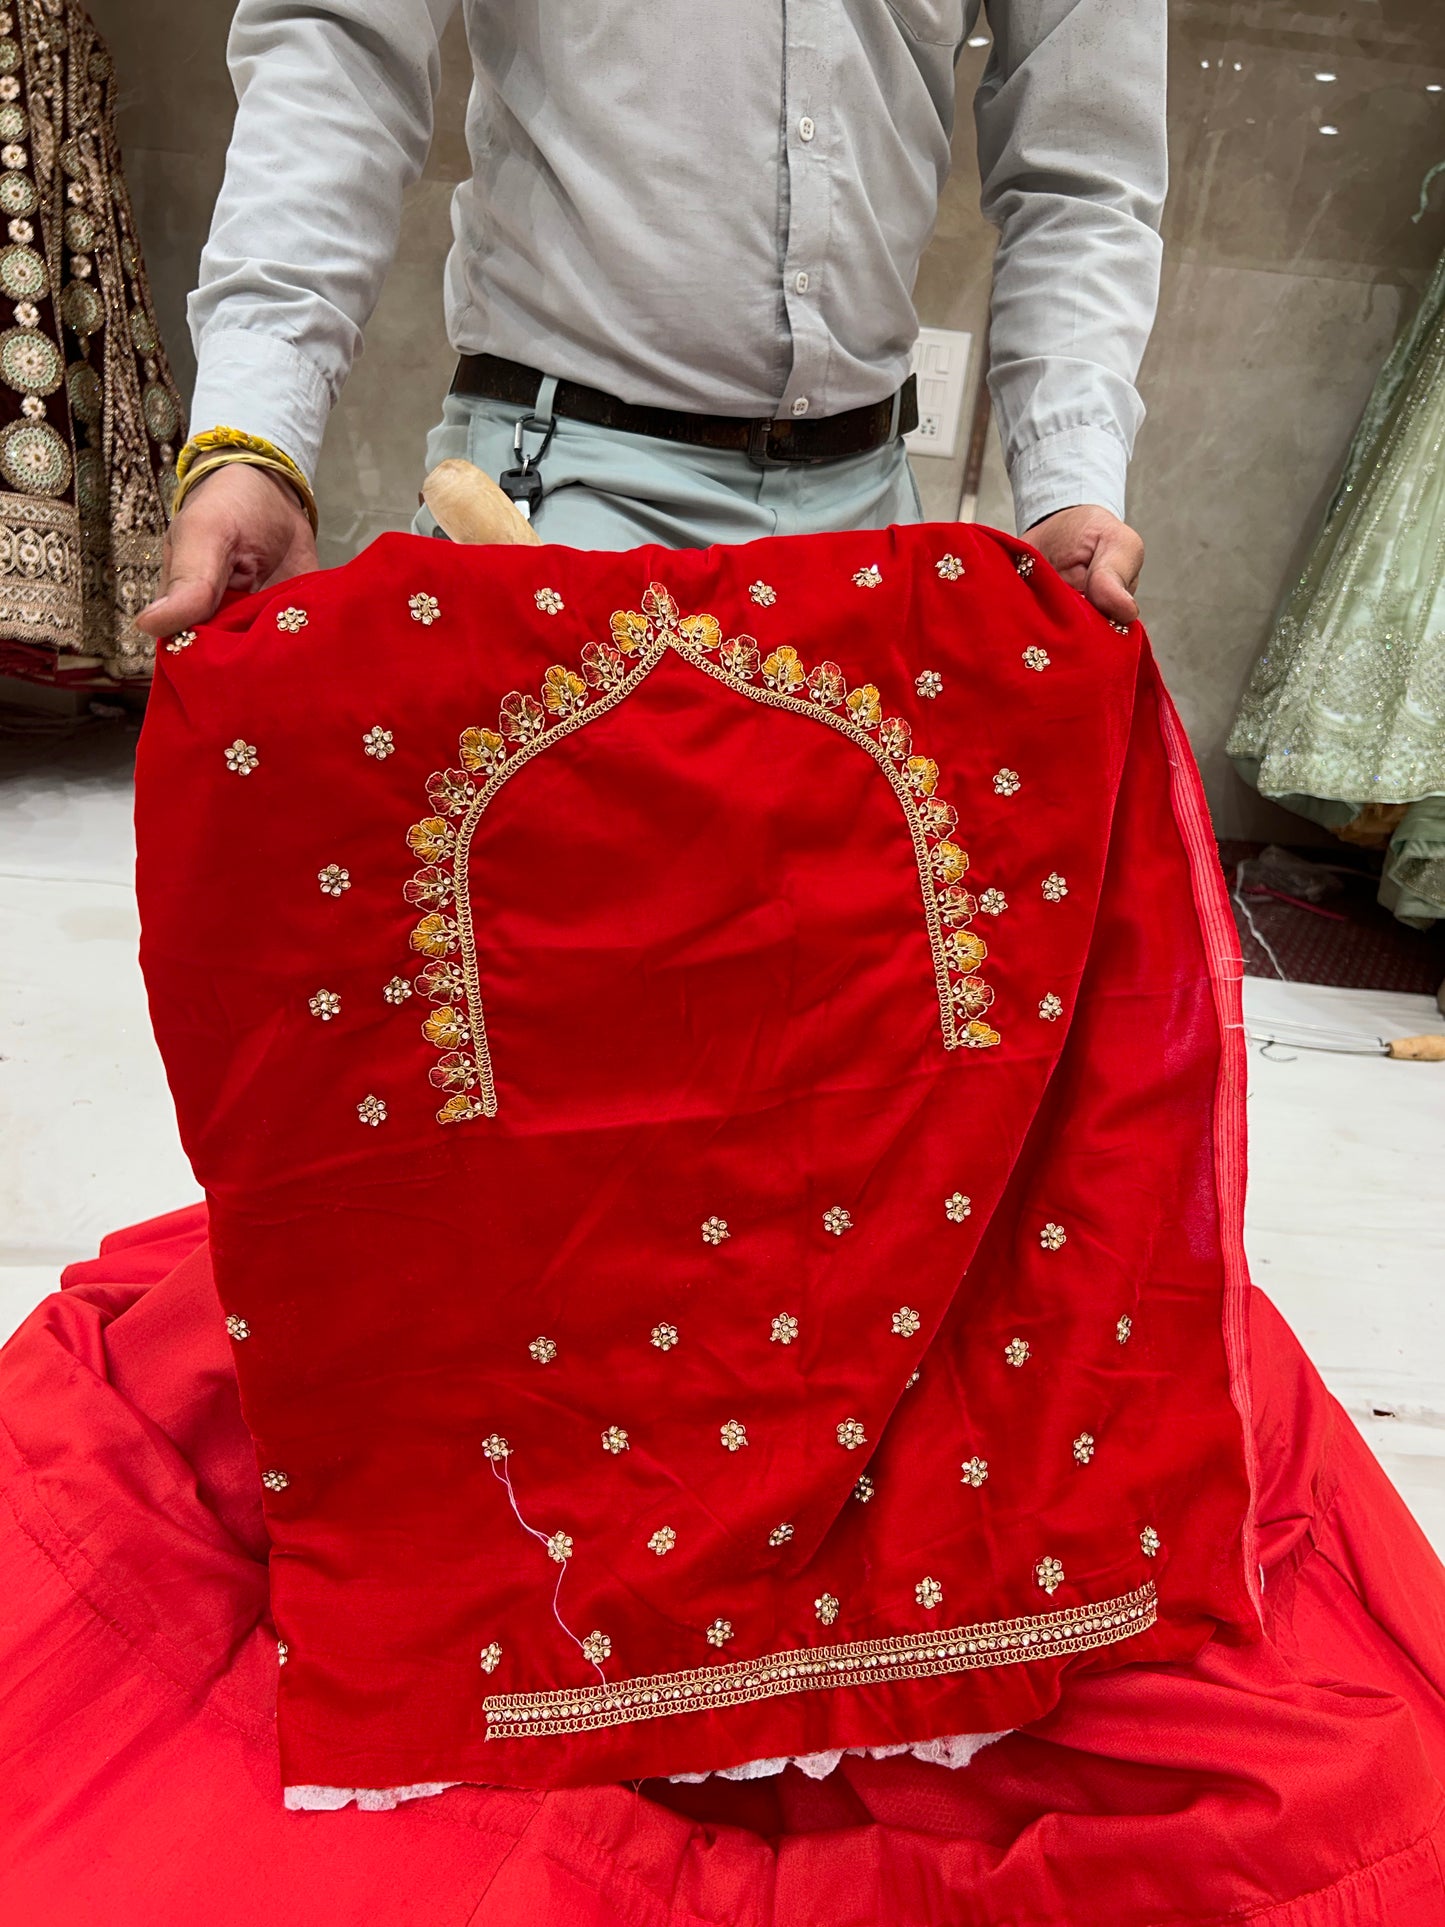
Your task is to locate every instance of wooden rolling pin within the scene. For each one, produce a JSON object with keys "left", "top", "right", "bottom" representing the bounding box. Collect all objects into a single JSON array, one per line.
[
  {"left": 421, "top": 458, "right": 541, "bottom": 546},
  {"left": 1386, "top": 1034, "right": 1445, "bottom": 1060}
]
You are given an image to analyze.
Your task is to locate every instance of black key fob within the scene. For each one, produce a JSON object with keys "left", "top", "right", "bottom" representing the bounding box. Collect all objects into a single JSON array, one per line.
[{"left": 497, "top": 463, "right": 543, "bottom": 522}]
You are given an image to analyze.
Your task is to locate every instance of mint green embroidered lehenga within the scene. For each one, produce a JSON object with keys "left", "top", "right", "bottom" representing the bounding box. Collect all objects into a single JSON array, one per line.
[{"left": 1228, "top": 248, "right": 1445, "bottom": 925}]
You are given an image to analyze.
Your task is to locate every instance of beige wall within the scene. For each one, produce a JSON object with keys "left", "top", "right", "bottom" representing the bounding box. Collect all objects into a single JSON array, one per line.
[{"left": 95, "top": 0, "right": 1443, "bottom": 835}]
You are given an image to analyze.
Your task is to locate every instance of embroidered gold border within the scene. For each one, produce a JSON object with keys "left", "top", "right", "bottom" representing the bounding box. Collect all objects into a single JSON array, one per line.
[
  {"left": 406, "top": 580, "right": 999, "bottom": 1122},
  {"left": 482, "top": 1581, "right": 1154, "bottom": 1739}
]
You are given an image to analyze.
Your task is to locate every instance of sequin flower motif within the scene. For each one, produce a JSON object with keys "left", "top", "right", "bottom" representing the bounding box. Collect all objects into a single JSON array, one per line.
[
  {"left": 892, "top": 1306, "right": 922, "bottom": 1338},
  {"left": 748, "top": 581, "right": 777, "bottom": 607},
  {"left": 822, "top": 1205, "right": 853, "bottom": 1237},
  {"left": 651, "top": 1322, "right": 680, "bottom": 1352},
  {"left": 1042, "top": 872, "right": 1069, "bottom": 902},
  {"left": 601, "top": 1426, "right": 630, "bottom": 1455},
  {"left": 534, "top": 588, "right": 564, "bottom": 615},
  {"left": 224, "top": 739, "right": 259, "bottom": 776},
  {"left": 706, "top": 1618, "right": 733, "bottom": 1649},
  {"left": 276, "top": 606, "right": 308, "bottom": 634},
  {"left": 479, "top": 1643, "right": 502, "bottom": 1674},
  {"left": 1015, "top": 553, "right": 1035, "bottom": 578},
  {"left": 409, "top": 592, "right": 441, "bottom": 626},
  {"left": 770, "top": 1313, "right": 799, "bottom": 1346},
  {"left": 1073, "top": 1432, "right": 1096, "bottom": 1464},
  {"left": 853, "top": 1475, "right": 876, "bottom": 1504},
  {"left": 935, "top": 554, "right": 964, "bottom": 581},
  {"left": 1117, "top": 1314, "right": 1134, "bottom": 1345},
  {"left": 546, "top": 1531, "right": 573, "bottom": 1563},
  {"left": 915, "top": 669, "right": 943, "bottom": 699},
  {"left": 993, "top": 768, "right": 1021, "bottom": 796},
  {"left": 701, "top": 1215, "right": 730, "bottom": 1246},
  {"left": 1039, "top": 993, "right": 1063, "bottom": 1021},
  {"left": 262, "top": 1469, "right": 289, "bottom": 1493},
  {"left": 1035, "top": 1556, "right": 1064, "bottom": 1595},
  {"left": 529, "top": 1336, "right": 557, "bottom": 1364},
  {"left": 356, "top": 1094, "right": 387, "bottom": 1126},
  {"left": 648, "top": 1527, "right": 677, "bottom": 1556},
  {"left": 1004, "top": 1337, "right": 1030, "bottom": 1367},
  {"left": 720, "top": 1419, "right": 748, "bottom": 1452},
  {"left": 277, "top": 1640, "right": 289, "bottom": 1665},
  {"left": 308, "top": 989, "right": 340, "bottom": 1022},
  {"left": 383, "top": 976, "right": 413, "bottom": 1005},
  {"left": 1140, "top": 1526, "right": 1161, "bottom": 1557},
  {"left": 915, "top": 1576, "right": 943, "bottom": 1609},
  {"left": 318, "top": 864, "right": 350, "bottom": 896},
  {"left": 945, "top": 1191, "right": 972, "bottom": 1223},
  {"left": 1040, "top": 1222, "right": 1067, "bottom": 1251},
  {"left": 1022, "top": 646, "right": 1050, "bottom": 672},
  {"left": 581, "top": 1630, "right": 611, "bottom": 1665},
  {"left": 768, "top": 1523, "right": 794, "bottom": 1547},
  {"left": 979, "top": 888, "right": 1007, "bottom": 916},
  {"left": 852, "top": 564, "right": 882, "bottom": 589},
  {"left": 481, "top": 1433, "right": 511, "bottom": 1461},
  {"left": 960, "top": 1456, "right": 988, "bottom": 1487},
  {"left": 363, "top": 726, "right": 395, "bottom": 760},
  {"left": 225, "top": 1314, "right": 250, "bottom": 1342},
  {"left": 836, "top": 1418, "right": 867, "bottom": 1450},
  {"left": 166, "top": 629, "right": 196, "bottom": 654},
  {"left": 815, "top": 1593, "right": 840, "bottom": 1626}
]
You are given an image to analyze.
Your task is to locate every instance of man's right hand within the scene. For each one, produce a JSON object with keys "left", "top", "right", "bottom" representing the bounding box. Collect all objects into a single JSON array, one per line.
[{"left": 135, "top": 463, "right": 319, "bottom": 637}]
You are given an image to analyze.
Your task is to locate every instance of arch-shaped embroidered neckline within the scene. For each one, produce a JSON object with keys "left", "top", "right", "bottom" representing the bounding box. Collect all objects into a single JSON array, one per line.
[{"left": 404, "top": 581, "right": 999, "bottom": 1122}]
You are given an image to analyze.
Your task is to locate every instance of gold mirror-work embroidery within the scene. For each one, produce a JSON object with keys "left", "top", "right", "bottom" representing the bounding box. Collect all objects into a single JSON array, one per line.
[{"left": 405, "top": 580, "right": 1000, "bottom": 1121}]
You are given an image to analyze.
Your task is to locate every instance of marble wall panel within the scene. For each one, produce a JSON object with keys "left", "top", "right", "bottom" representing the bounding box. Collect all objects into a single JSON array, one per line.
[{"left": 89, "top": 0, "right": 1445, "bottom": 834}]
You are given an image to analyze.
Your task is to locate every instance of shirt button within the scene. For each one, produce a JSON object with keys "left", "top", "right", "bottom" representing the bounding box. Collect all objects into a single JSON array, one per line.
[
  {"left": 798, "top": 116, "right": 815, "bottom": 142},
  {"left": 794, "top": 271, "right": 810, "bottom": 293},
  {"left": 791, "top": 397, "right": 810, "bottom": 417}
]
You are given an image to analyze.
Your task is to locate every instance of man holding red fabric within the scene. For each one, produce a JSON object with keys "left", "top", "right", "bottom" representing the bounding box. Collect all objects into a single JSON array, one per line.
[{"left": 136, "top": 0, "right": 1158, "bottom": 642}]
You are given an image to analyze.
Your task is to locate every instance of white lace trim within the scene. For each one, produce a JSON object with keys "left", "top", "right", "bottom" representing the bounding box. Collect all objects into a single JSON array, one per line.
[{"left": 282, "top": 1731, "right": 1008, "bottom": 1809}]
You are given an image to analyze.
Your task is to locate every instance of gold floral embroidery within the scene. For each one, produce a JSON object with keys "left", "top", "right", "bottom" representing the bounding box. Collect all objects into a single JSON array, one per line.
[
  {"left": 915, "top": 1576, "right": 943, "bottom": 1609},
  {"left": 485, "top": 1585, "right": 1155, "bottom": 1739},
  {"left": 915, "top": 669, "right": 943, "bottom": 698},
  {"left": 853, "top": 1475, "right": 876, "bottom": 1503},
  {"left": 1035, "top": 1557, "right": 1065, "bottom": 1594},
  {"left": 601, "top": 1426, "right": 630, "bottom": 1455},
  {"left": 979, "top": 888, "right": 1007, "bottom": 916},
  {"left": 276, "top": 606, "right": 307, "bottom": 633},
  {"left": 648, "top": 1527, "right": 677, "bottom": 1555},
  {"left": 529, "top": 1336, "right": 557, "bottom": 1364},
  {"left": 701, "top": 1216, "right": 730, "bottom": 1246},
  {"left": 1004, "top": 1337, "right": 1030, "bottom": 1367},
  {"left": 308, "top": 989, "right": 340, "bottom": 1022},
  {"left": 262, "top": 1468, "right": 289, "bottom": 1493},
  {"left": 852, "top": 564, "right": 882, "bottom": 588},
  {"left": 166, "top": 629, "right": 196, "bottom": 653},
  {"left": 891, "top": 1306, "right": 921, "bottom": 1338},
  {"left": 406, "top": 580, "right": 999, "bottom": 1119},
  {"left": 479, "top": 1642, "right": 502, "bottom": 1673},
  {"left": 409, "top": 592, "right": 441, "bottom": 626},
  {"left": 1040, "top": 1222, "right": 1067, "bottom": 1251},
  {"left": 318, "top": 863, "right": 350, "bottom": 897},
  {"left": 1015, "top": 554, "right": 1035, "bottom": 578},
  {"left": 481, "top": 1434, "right": 511, "bottom": 1461},
  {"left": 720, "top": 1419, "right": 748, "bottom": 1452},
  {"left": 356, "top": 1094, "right": 387, "bottom": 1126},
  {"left": 836, "top": 1418, "right": 867, "bottom": 1450},
  {"left": 363, "top": 726, "right": 395, "bottom": 760},
  {"left": 960, "top": 1456, "right": 988, "bottom": 1486},
  {"left": 770, "top": 1313, "right": 799, "bottom": 1346},
  {"left": 1039, "top": 993, "right": 1063, "bottom": 1021},
  {"left": 1073, "top": 1432, "right": 1096, "bottom": 1464},
  {"left": 224, "top": 738, "right": 258, "bottom": 776},
  {"left": 226, "top": 1314, "right": 250, "bottom": 1342},
  {"left": 768, "top": 1523, "right": 794, "bottom": 1546},
  {"left": 748, "top": 580, "right": 776, "bottom": 607},
  {"left": 1117, "top": 1314, "right": 1133, "bottom": 1345},
  {"left": 534, "top": 588, "right": 564, "bottom": 615},
  {"left": 1043, "top": 872, "right": 1069, "bottom": 902},
  {"left": 945, "top": 1191, "right": 972, "bottom": 1222},
  {"left": 706, "top": 1618, "right": 733, "bottom": 1648},
  {"left": 993, "top": 768, "right": 1020, "bottom": 796},
  {"left": 935, "top": 555, "right": 964, "bottom": 582},
  {"left": 1022, "top": 646, "right": 1049, "bottom": 672},
  {"left": 580, "top": 1630, "right": 611, "bottom": 1664},
  {"left": 278, "top": 1640, "right": 290, "bottom": 1665},
  {"left": 651, "top": 1322, "right": 680, "bottom": 1352},
  {"left": 1140, "top": 1526, "right": 1160, "bottom": 1557},
  {"left": 822, "top": 1205, "right": 853, "bottom": 1236},
  {"left": 546, "top": 1531, "right": 573, "bottom": 1563}
]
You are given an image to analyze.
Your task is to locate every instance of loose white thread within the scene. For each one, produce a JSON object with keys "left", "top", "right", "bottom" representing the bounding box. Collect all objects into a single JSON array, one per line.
[{"left": 488, "top": 1456, "right": 605, "bottom": 1681}]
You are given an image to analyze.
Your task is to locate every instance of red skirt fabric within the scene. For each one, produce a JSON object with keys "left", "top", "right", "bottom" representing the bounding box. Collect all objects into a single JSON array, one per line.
[{"left": 1, "top": 1207, "right": 1442, "bottom": 1925}]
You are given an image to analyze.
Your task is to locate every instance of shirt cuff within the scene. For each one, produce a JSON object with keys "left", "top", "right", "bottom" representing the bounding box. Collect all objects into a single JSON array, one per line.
[
  {"left": 187, "top": 330, "right": 334, "bottom": 484},
  {"left": 1007, "top": 426, "right": 1130, "bottom": 532}
]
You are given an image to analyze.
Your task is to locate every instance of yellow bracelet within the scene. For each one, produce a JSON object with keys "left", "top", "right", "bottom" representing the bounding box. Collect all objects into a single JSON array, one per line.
[
  {"left": 171, "top": 445, "right": 320, "bottom": 533},
  {"left": 176, "top": 424, "right": 309, "bottom": 488}
]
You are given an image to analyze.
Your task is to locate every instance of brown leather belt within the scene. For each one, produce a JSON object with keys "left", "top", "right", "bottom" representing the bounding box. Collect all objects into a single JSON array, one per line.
[{"left": 451, "top": 353, "right": 917, "bottom": 468}]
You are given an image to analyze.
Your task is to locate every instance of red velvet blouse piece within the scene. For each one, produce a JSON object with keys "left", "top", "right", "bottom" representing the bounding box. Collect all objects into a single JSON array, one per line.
[{"left": 135, "top": 524, "right": 1257, "bottom": 1793}]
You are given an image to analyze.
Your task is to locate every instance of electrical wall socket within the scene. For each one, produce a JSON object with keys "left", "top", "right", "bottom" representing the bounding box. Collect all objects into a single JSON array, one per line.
[{"left": 903, "top": 326, "right": 974, "bottom": 461}]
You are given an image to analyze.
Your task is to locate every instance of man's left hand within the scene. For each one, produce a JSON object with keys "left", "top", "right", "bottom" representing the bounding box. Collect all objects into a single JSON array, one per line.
[{"left": 1026, "top": 505, "right": 1143, "bottom": 623}]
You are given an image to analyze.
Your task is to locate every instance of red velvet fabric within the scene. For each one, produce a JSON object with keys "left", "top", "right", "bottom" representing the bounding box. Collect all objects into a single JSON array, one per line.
[
  {"left": 0, "top": 1213, "right": 1441, "bottom": 1922},
  {"left": 132, "top": 525, "right": 1256, "bottom": 1793}
]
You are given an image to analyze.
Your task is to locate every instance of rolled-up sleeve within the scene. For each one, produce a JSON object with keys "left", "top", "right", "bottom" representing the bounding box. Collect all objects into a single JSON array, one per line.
[
  {"left": 187, "top": 0, "right": 458, "bottom": 480},
  {"left": 973, "top": 0, "right": 1167, "bottom": 530}
]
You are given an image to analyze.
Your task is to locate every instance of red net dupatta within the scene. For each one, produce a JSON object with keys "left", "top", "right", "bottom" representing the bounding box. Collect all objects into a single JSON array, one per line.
[{"left": 135, "top": 524, "right": 1258, "bottom": 1793}]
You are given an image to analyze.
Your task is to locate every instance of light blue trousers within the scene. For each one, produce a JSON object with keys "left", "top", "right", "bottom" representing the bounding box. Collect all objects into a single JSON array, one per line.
[{"left": 414, "top": 387, "right": 924, "bottom": 551}]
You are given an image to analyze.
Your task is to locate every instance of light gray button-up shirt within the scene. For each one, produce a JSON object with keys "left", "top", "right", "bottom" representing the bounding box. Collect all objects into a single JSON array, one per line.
[{"left": 189, "top": 0, "right": 1166, "bottom": 530}]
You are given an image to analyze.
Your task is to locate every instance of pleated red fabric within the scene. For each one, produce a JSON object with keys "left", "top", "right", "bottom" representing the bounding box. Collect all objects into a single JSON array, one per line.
[
  {"left": 130, "top": 525, "right": 1258, "bottom": 1793},
  {"left": 0, "top": 1211, "right": 1441, "bottom": 1923}
]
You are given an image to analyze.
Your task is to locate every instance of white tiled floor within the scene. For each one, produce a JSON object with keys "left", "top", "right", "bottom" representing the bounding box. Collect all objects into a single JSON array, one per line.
[{"left": 2, "top": 728, "right": 1444, "bottom": 1551}]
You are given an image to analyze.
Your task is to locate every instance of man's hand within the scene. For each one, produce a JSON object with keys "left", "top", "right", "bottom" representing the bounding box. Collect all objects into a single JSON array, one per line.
[
  {"left": 1026, "top": 505, "right": 1143, "bottom": 624},
  {"left": 135, "top": 464, "right": 318, "bottom": 637}
]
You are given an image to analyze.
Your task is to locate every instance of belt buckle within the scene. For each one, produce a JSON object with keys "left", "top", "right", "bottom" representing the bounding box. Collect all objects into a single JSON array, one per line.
[{"left": 747, "top": 419, "right": 795, "bottom": 470}]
